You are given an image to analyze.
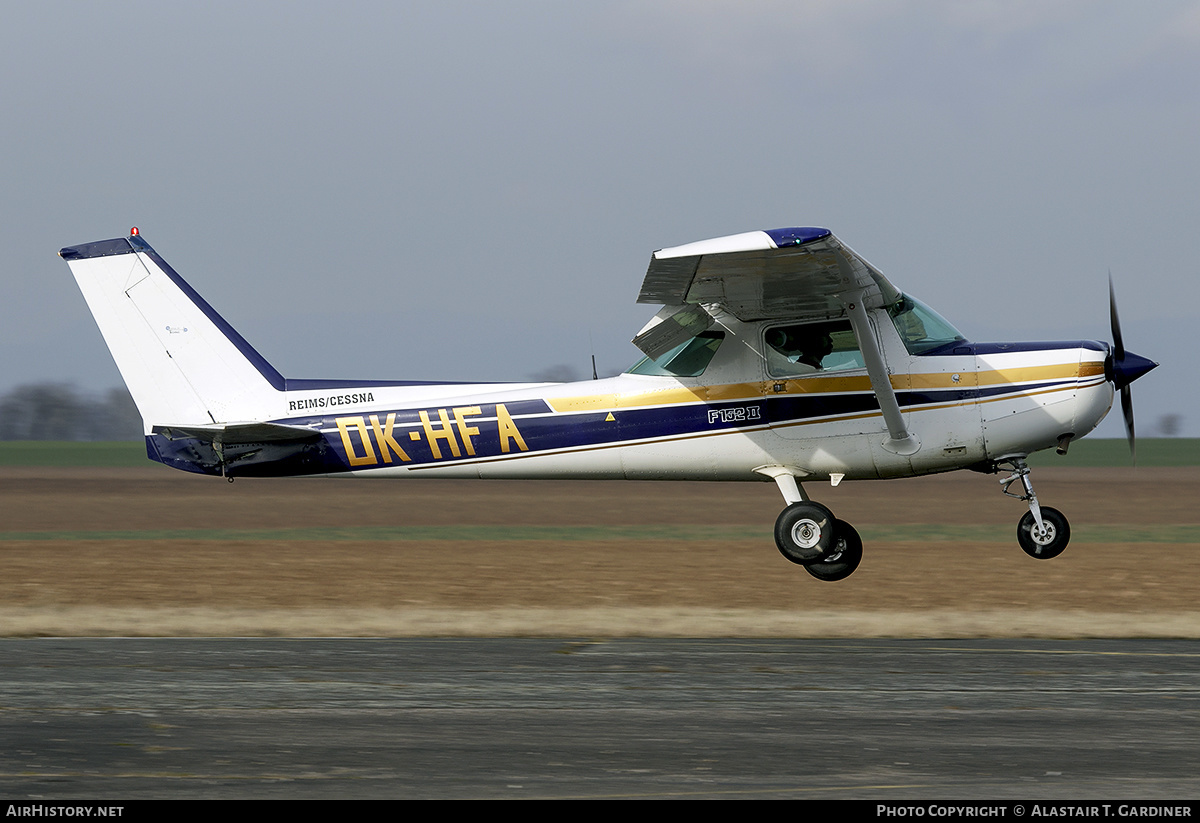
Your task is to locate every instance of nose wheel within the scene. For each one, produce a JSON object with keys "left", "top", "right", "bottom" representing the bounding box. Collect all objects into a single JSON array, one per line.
[
  {"left": 1017, "top": 506, "right": 1070, "bottom": 559},
  {"left": 999, "top": 457, "right": 1071, "bottom": 560}
]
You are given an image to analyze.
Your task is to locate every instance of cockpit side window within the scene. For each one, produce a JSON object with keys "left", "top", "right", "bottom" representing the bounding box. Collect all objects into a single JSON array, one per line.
[
  {"left": 887, "top": 295, "right": 966, "bottom": 354},
  {"left": 627, "top": 331, "right": 726, "bottom": 377},
  {"left": 764, "top": 319, "right": 864, "bottom": 377}
]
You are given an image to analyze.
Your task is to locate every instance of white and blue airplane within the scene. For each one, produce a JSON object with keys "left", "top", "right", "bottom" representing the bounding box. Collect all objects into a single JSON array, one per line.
[{"left": 61, "top": 227, "right": 1156, "bottom": 581}]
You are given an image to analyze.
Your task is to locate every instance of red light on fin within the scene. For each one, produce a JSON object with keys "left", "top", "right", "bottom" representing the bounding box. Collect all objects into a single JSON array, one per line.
[{"left": 130, "top": 227, "right": 139, "bottom": 236}]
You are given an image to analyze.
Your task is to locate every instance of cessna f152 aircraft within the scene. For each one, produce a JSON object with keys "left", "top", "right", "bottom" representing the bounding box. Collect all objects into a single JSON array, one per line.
[{"left": 61, "top": 227, "right": 1157, "bottom": 581}]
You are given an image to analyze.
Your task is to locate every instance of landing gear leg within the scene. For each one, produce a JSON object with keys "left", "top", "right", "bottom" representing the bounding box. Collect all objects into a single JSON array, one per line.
[{"left": 999, "top": 457, "right": 1070, "bottom": 559}]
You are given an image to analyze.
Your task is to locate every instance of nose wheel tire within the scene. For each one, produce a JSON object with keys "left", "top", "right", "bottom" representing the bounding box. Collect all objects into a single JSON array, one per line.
[
  {"left": 804, "top": 519, "right": 863, "bottom": 582},
  {"left": 1017, "top": 506, "right": 1070, "bottom": 560},
  {"left": 774, "top": 501, "right": 836, "bottom": 565}
]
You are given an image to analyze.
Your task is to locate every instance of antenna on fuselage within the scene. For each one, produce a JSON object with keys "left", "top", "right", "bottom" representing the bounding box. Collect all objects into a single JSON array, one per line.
[{"left": 589, "top": 329, "right": 599, "bottom": 379}]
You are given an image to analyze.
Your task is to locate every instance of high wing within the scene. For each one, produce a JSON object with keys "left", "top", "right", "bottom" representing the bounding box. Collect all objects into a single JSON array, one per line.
[
  {"left": 636, "top": 227, "right": 902, "bottom": 327},
  {"left": 633, "top": 226, "right": 919, "bottom": 455}
]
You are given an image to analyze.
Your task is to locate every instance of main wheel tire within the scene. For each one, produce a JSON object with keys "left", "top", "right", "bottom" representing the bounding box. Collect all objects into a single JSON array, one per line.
[
  {"left": 1017, "top": 506, "right": 1070, "bottom": 559},
  {"left": 774, "top": 501, "right": 836, "bottom": 565},
  {"left": 804, "top": 519, "right": 863, "bottom": 582}
]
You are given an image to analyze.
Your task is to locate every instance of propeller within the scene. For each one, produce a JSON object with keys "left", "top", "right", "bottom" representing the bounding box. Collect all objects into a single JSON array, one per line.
[{"left": 1105, "top": 274, "right": 1158, "bottom": 461}]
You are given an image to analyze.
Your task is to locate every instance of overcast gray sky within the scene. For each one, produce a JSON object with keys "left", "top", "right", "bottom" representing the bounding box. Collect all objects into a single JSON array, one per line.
[{"left": 4, "top": 1, "right": 1195, "bottom": 436}]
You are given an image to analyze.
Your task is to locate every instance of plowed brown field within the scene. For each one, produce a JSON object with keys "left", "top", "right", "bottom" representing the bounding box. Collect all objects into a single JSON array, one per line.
[{"left": 2, "top": 465, "right": 1197, "bottom": 637}]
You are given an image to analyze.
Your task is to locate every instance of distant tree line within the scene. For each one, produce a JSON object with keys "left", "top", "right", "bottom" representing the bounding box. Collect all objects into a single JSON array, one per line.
[{"left": 0, "top": 383, "right": 141, "bottom": 441}]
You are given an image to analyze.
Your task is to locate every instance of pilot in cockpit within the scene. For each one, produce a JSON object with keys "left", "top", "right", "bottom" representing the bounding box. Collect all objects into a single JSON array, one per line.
[{"left": 766, "top": 325, "right": 834, "bottom": 375}]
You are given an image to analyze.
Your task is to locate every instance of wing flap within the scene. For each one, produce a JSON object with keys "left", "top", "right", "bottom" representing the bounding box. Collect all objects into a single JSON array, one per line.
[{"left": 631, "top": 304, "right": 716, "bottom": 360}]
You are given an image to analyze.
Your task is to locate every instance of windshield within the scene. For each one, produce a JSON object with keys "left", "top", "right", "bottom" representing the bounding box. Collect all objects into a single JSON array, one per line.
[
  {"left": 887, "top": 295, "right": 966, "bottom": 354},
  {"left": 627, "top": 331, "right": 725, "bottom": 377}
]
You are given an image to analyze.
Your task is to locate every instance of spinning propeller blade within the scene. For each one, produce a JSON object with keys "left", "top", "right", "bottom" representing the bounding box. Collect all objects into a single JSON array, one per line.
[{"left": 1106, "top": 275, "right": 1158, "bottom": 461}]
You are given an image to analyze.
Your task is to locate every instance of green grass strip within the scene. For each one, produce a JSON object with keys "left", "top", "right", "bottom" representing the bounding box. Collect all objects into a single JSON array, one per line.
[
  {"left": 0, "top": 441, "right": 146, "bottom": 467},
  {"left": 1026, "top": 438, "right": 1200, "bottom": 467}
]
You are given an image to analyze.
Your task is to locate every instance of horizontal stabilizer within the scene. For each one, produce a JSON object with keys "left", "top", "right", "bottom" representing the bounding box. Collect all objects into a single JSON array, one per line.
[{"left": 153, "top": 421, "right": 322, "bottom": 446}]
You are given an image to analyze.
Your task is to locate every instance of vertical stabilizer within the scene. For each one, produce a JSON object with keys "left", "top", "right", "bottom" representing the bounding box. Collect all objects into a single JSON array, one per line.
[{"left": 61, "top": 233, "right": 284, "bottom": 431}]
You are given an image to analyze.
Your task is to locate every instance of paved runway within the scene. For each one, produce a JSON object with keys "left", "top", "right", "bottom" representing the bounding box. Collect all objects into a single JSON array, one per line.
[{"left": 2, "top": 639, "right": 1199, "bottom": 799}]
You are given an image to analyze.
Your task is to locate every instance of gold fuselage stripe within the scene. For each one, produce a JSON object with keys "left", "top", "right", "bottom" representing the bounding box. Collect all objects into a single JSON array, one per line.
[{"left": 547, "top": 361, "right": 1100, "bottom": 413}]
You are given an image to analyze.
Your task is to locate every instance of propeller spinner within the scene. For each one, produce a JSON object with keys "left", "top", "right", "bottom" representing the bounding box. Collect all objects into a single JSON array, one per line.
[{"left": 1105, "top": 276, "right": 1158, "bottom": 460}]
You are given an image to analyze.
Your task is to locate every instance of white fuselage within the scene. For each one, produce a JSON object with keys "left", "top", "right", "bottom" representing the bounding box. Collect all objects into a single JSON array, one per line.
[{"left": 279, "top": 310, "right": 1112, "bottom": 484}]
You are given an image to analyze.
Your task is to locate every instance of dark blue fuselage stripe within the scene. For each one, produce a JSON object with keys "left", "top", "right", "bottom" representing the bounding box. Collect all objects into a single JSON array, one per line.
[{"left": 970, "top": 340, "right": 1108, "bottom": 355}]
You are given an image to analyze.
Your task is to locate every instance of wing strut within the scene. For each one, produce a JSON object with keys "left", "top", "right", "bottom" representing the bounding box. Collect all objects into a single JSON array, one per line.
[{"left": 843, "top": 292, "right": 920, "bottom": 456}]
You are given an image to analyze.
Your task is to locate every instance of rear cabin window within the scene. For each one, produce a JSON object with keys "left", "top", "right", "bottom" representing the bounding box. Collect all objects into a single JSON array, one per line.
[{"left": 765, "top": 319, "right": 864, "bottom": 377}]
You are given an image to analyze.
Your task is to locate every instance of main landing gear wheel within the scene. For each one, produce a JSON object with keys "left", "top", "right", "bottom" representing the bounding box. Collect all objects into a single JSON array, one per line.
[
  {"left": 774, "top": 501, "right": 835, "bottom": 565},
  {"left": 1017, "top": 506, "right": 1070, "bottom": 560},
  {"left": 804, "top": 519, "right": 863, "bottom": 582}
]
